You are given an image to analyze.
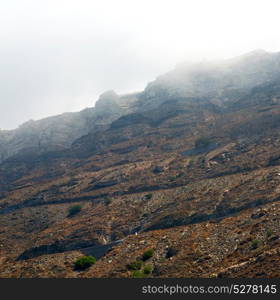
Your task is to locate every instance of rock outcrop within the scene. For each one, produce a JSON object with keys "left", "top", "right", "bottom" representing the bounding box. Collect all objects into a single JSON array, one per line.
[{"left": 0, "top": 90, "right": 136, "bottom": 162}]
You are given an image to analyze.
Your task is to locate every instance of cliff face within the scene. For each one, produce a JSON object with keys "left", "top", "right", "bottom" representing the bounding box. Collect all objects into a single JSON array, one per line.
[
  {"left": 138, "top": 50, "right": 280, "bottom": 110},
  {"left": 0, "top": 90, "right": 137, "bottom": 162},
  {"left": 1, "top": 50, "right": 280, "bottom": 278},
  {"left": 2, "top": 50, "right": 280, "bottom": 163},
  {"left": 0, "top": 110, "right": 92, "bottom": 161}
]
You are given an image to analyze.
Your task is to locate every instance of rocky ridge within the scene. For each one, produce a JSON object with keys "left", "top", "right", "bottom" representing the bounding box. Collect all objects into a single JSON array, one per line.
[{"left": 1, "top": 50, "right": 280, "bottom": 277}]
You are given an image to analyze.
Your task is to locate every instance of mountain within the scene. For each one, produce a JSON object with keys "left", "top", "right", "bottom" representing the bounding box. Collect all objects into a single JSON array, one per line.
[
  {"left": 137, "top": 49, "right": 280, "bottom": 109},
  {"left": 2, "top": 49, "right": 280, "bottom": 163},
  {"left": 1, "top": 50, "right": 280, "bottom": 278},
  {"left": 0, "top": 89, "right": 136, "bottom": 162}
]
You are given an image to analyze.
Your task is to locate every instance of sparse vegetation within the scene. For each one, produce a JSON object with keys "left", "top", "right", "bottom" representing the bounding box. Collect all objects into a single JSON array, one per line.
[
  {"left": 127, "top": 260, "right": 143, "bottom": 270},
  {"left": 67, "top": 205, "right": 82, "bottom": 217},
  {"left": 131, "top": 270, "right": 145, "bottom": 278},
  {"left": 145, "top": 193, "right": 153, "bottom": 200},
  {"left": 143, "top": 264, "right": 153, "bottom": 275},
  {"left": 131, "top": 265, "right": 153, "bottom": 278},
  {"left": 5, "top": 51, "right": 280, "bottom": 279},
  {"left": 251, "top": 239, "right": 261, "bottom": 250},
  {"left": 188, "top": 158, "right": 195, "bottom": 167},
  {"left": 266, "top": 229, "right": 273, "bottom": 238},
  {"left": 142, "top": 212, "right": 150, "bottom": 218},
  {"left": 142, "top": 248, "right": 154, "bottom": 261},
  {"left": 74, "top": 256, "right": 96, "bottom": 270}
]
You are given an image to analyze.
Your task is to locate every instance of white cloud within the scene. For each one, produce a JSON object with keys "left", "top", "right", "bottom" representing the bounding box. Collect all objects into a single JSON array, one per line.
[{"left": 1, "top": 0, "right": 280, "bottom": 129}]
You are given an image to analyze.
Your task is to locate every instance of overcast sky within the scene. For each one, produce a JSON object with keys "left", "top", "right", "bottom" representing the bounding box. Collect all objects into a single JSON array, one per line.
[{"left": 1, "top": 0, "right": 280, "bottom": 129}]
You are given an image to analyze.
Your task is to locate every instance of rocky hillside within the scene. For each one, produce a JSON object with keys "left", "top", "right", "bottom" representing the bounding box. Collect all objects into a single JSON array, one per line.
[
  {"left": 2, "top": 49, "right": 280, "bottom": 163},
  {"left": 1, "top": 50, "right": 280, "bottom": 278},
  {"left": 0, "top": 90, "right": 135, "bottom": 162}
]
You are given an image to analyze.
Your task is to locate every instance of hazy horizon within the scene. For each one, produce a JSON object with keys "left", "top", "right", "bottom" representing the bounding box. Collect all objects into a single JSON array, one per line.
[{"left": 1, "top": 0, "right": 280, "bottom": 130}]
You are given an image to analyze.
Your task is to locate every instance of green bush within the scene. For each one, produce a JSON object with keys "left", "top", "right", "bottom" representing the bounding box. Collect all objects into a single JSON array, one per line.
[
  {"left": 74, "top": 256, "right": 96, "bottom": 270},
  {"left": 251, "top": 239, "right": 261, "bottom": 250},
  {"left": 142, "top": 213, "right": 150, "bottom": 218},
  {"left": 266, "top": 229, "right": 273, "bottom": 238},
  {"left": 145, "top": 193, "right": 153, "bottom": 200},
  {"left": 142, "top": 249, "right": 154, "bottom": 261},
  {"left": 68, "top": 205, "right": 82, "bottom": 217},
  {"left": 195, "top": 137, "right": 211, "bottom": 148},
  {"left": 132, "top": 265, "right": 153, "bottom": 277},
  {"left": 143, "top": 265, "right": 153, "bottom": 275},
  {"left": 127, "top": 260, "right": 143, "bottom": 270},
  {"left": 188, "top": 158, "right": 195, "bottom": 167},
  {"left": 131, "top": 270, "right": 145, "bottom": 278}
]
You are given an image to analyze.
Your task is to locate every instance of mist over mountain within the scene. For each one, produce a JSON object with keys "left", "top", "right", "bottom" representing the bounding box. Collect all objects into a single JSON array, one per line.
[
  {"left": 1, "top": 50, "right": 280, "bottom": 278},
  {"left": 1, "top": 50, "right": 280, "bottom": 162}
]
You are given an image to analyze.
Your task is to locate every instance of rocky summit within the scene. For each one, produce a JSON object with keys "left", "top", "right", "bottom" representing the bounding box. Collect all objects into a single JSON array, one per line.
[{"left": 1, "top": 50, "right": 280, "bottom": 278}]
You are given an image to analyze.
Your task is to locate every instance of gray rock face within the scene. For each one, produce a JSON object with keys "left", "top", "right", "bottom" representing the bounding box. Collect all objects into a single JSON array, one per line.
[
  {"left": 95, "top": 90, "right": 120, "bottom": 111},
  {"left": 138, "top": 50, "right": 280, "bottom": 110},
  {"left": 0, "top": 90, "right": 136, "bottom": 162},
  {"left": 0, "top": 109, "right": 93, "bottom": 161},
  {"left": 1, "top": 50, "right": 280, "bottom": 162}
]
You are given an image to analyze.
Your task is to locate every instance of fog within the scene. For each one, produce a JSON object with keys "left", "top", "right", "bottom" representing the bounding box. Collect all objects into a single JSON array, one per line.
[{"left": 1, "top": 0, "right": 280, "bottom": 129}]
